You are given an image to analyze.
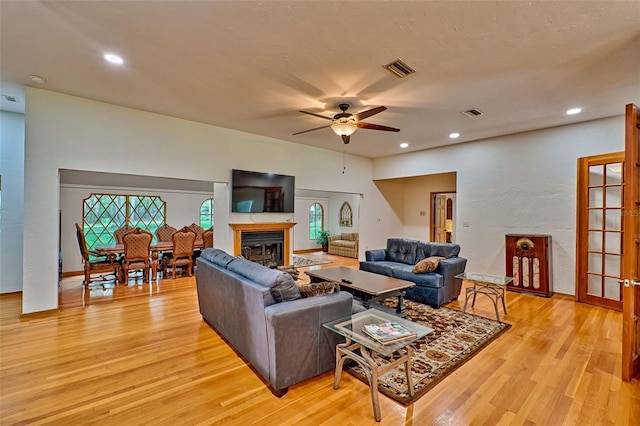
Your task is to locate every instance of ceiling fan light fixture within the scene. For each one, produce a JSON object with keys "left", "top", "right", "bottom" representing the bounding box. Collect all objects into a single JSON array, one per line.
[{"left": 331, "top": 118, "right": 358, "bottom": 136}]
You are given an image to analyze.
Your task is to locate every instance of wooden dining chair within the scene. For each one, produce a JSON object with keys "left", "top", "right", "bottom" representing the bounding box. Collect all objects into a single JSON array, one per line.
[
  {"left": 187, "top": 223, "right": 205, "bottom": 241},
  {"left": 164, "top": 227, "right": 197, "bottom": 278},
  {"left": 75, "top": 223, "right": 121, "bottom": 286},
  {"left": 155, "top": 224, "right": 177, "bottom": 242},
  {"left": 202, "top": 228, "right": 214, "bottom": 249},
  {"left": 114, "top": 225, "right": 136, "bottom": 244},
  {"left": 121, "top": 228, "right": 153, "bottom": 283},
  {"left": 155, "top": 223, "right": 178, "bottom": 272}
]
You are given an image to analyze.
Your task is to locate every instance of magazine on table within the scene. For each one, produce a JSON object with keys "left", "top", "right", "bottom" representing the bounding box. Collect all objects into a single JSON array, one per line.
[{"left": 361, "top": 321, "right": 417, "bottom": 345}]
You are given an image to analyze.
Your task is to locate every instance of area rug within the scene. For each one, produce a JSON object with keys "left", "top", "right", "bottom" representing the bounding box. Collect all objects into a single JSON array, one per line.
[
  {"left": 292, "top": 254, "right": 331, "bottom": 268},
  {"left": 345, "top": 299, "right": 511, "bottom": 405}
]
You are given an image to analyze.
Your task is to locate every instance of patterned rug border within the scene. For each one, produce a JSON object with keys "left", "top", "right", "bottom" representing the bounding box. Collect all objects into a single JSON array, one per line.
[
  {"left": 292, "top": 255, "right": 332, "bottom": 268},
  {"left": 345, "top": 300, "right": 512, "bottom": 406}
]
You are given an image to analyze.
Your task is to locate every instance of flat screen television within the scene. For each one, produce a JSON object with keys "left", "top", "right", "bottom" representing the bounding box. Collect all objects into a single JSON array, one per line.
[{"left": 231, "top": 169, "right": 295, "bottom": 213}]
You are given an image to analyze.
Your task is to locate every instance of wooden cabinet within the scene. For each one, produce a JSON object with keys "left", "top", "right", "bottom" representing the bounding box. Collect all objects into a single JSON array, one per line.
[{"left": 505, "top": 234, "right": 552, "bottom": 297}]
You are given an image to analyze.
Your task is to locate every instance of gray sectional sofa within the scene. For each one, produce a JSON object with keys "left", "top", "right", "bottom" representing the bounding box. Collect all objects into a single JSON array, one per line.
[
  {"left": 195, "top": 248, "right": 353, "bottom": 397},
  {"left": 360, "top": 238, "right": 467, "bottom": 308}
]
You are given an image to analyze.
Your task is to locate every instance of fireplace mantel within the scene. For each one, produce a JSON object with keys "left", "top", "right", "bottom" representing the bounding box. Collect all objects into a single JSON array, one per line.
[{"left": 229, "top": 222, "right": 296, "bottom": 265}]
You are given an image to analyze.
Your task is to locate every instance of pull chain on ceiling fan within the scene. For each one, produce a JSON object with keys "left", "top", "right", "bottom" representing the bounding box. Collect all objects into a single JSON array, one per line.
[{"left": 293, "top": 103, "right": 400, "bottom": 144}]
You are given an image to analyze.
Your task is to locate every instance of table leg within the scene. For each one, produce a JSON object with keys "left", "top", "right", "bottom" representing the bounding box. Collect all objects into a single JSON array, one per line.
[
  {"left": 151, "top": 251, "right": 159, "bottom": 281},
  {"left": 333, "top": 341, "right": 382, "bottom": 422},
  {"left": 405, "top": 346, "right": 414, "bottom": 397},
  {"left": 396, "top": 292, "right": 405, "bottom": 314},
  {"left": 333, "top": 341, "right": 348, "bottom": 390},
  {"left": 463, "top": 287, "right": 473, "bottom": 313},
  {"left": 491, "top": 296, "right": 501, "bottom": 323},
  {"left": 500, "top": 287, "right": 507, "bottom": 314},
  {"left": 361, "top": 295, "right": 372, "bottom": 310},
  {"left": 471, "top": 281, "right": 478, "bottom": 306}
]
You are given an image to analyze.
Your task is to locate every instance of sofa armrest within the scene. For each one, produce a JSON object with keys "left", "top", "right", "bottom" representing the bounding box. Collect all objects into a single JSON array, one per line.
[
  {"left": 438, "top": 257, "right": 467, "bottom": 278},
  {"left": 328, "top": 234, "right": 341, "bottom": 242},
  {"left": 437, "top": 257, "right": 468, "bottom": 302},
  {"left": 263, "top": 292, "right": 353, "bottom": 391},
  {"left": 365, "top": 249, "right": 387, "bottom": 261}
]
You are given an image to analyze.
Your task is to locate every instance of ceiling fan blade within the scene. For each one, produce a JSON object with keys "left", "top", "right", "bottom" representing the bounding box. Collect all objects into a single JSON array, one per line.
[
  {"left": 357, "top": 122, "right": 400, "bottom": 132},
  {"left": 292, "top": 124, "right": 331, "bottom": 135},
  {"left": 342, "top": 135, "right": 351, "bottom": 144},
  {"left": 299, "top": 110, "right": 333, "bottom": 120},
  {"left": 354, "top": 106, "right": 387, "bottom": 121}
]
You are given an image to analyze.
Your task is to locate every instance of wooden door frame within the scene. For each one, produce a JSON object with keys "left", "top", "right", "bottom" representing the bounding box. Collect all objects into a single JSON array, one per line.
[
  {"left": 622, "top": 103, "right": 640, "bottom": 381},
  {"left": 576, "top": 152, "right": 625, "bottom": 310},
  {"left": 430, "top": 191, "right": 456, "bottom": 242}
]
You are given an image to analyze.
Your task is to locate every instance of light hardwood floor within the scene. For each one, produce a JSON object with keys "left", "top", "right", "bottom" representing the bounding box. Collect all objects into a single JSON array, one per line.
[{"left": 1, "top": 252, "right": 639, "bottom": 425}]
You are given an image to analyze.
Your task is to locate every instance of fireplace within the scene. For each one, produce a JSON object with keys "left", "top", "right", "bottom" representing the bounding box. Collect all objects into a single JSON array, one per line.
[
  {"left": 241, "top": 231, "right": 284, "bottom": 268},
  {"left": 229, "top": 222, "right": 296, "bottom": 266}
]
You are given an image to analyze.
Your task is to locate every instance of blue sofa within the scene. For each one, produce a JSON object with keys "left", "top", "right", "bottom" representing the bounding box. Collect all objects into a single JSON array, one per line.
[{"left": 360, "top": 238, "right": 467, "bottom": 308}]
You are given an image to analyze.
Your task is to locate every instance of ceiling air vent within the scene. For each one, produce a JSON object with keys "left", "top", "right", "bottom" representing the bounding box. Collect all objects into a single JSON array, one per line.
[
  {"left": 462, "top": 108, "right": 483, "bottom": 117},
  {"left": 383, "top": 59, "right": 416, "bottom": 78},
  {"left": 1, "top": 94, "right": 18, "bottom": 103}
]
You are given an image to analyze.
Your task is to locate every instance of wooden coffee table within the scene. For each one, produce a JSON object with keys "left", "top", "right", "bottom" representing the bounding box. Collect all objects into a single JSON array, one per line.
[{"left": 305, "top": 267, "right": 415, "bottom": 315}]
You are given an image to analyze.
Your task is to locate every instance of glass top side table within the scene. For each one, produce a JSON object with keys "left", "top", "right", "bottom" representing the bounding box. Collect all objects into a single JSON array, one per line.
[
  {"left": 456, "top": 272, "right": 514, "bottom": 322},
  {"left": 323, "top": 308, "right": 433, "bottom": 422}
]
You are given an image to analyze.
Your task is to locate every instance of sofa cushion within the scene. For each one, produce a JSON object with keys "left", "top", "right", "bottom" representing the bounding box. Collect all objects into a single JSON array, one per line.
[
  {"left": 391, "top": 264, "right": 444, "bottom": 288},
  {"left": 412, "top": 256, "right": 445, "bottom": 273},
  {"left": 341, "top": 232, "right": 359, "bottom": 241},
  {"left": 359, "top": 261, "right": 395, "bottom": 277},
  {"left": 199, "top": 248, "right": 235, "bottom": 268},
  {"left": 227, "top": 258, "right": 301, "bottom": 302},
  {"left": 297, "top": 281, "right": 341, "bottom": 298},
  {"left": 332, "top": 239, "right": 356, "bottom": 248},
  {"left": 386, "top": 238, "right": 417, "bottom": 264},
  {"left": 416, "top": 242, "right": 460, "bottom": 260}
]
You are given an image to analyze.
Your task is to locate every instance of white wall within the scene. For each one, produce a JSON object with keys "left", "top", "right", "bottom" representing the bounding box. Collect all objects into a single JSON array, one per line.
[
  {"left": 395, "top": 173, "right": 456, "bottom": 242},
  {"left": 23, "top": 87, "right": 623, "bottom": 311},
  {"left": 373, "top": 116, "right": 625, "bottom": 295},
  {"left": 294, "top": 196, "right": 329, "bottom": 251},
  {"left": 60, "top": 184, "right": 213, "bottom": 273},
  {"left": 0, "top": 111, "right": 25, "bottom": 293},
  {"left": 327, "top": 192, "right": 361, "bottom": 235},
  {"left": 23, "top": 88, "right": 397, "bottom": 313}
]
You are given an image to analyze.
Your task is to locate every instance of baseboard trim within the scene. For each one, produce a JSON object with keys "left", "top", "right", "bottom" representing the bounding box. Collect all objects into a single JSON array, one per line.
[{"left": 20, "top": 308, "right": 60, "bottom": 318}]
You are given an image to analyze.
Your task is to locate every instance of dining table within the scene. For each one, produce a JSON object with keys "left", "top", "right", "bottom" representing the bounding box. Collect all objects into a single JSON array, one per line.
[{"left": 95, "top": 240, "right": 203, "bottom": 281}]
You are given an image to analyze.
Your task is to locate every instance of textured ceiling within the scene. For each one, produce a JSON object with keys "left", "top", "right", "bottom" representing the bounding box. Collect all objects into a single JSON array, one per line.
[{"left": 1, "top": 1, "right": 639, "bottom": 158}]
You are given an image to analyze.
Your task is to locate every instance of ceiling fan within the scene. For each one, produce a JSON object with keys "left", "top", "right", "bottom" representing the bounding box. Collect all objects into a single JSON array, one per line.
[{"left": 292, "top": 103, "right": 400, "bottom": 144}]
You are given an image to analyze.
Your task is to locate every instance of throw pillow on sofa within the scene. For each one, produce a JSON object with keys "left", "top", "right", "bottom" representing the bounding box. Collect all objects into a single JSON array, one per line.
[
  {"left": 297, "top": 281, "right": 341, "bottom": 298},
  {"left": 412, "top": 256, "right": 445, "bottom": 273}
]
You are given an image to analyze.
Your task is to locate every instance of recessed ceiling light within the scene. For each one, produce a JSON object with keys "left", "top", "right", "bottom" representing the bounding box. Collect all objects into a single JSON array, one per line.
[
  {"left": 29, "top": 75, "right": 47, "bottom": 84},
  {"left": 400, "top": 143, "right": 409, "bottom": 148},
  {"left": 566, "top": 107, "right": 582, "bottom": 115},
  {"left": 449, "top": 132, "right": 460, "bottom": 139},
  {"left": 104, "top": 53, "right": 124, "bottom": 65}
]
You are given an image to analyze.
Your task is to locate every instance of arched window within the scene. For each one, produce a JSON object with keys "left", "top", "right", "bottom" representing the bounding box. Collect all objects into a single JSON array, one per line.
[
  {"left": 309, "top": 203, "right": 324, "bottom": 240},
  {"left": 200, "top": 198, "right": 214, "bottom": 229},
  {"left": 339, "top": 202, "right": 353, "bottom": 227}
]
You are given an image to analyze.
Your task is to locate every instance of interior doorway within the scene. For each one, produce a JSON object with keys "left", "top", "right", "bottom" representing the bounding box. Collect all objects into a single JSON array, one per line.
[
  {"left": 576, "top": 152, "right": 625, "bottom": 311},
  {"left": 431, "top": 192, "right": 455, "bottom": 243}
]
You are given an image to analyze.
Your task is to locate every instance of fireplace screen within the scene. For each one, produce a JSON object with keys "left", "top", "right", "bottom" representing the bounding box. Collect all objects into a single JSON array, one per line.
[{"left": 241, "top": 231, "right": 284, "bottom": 268}]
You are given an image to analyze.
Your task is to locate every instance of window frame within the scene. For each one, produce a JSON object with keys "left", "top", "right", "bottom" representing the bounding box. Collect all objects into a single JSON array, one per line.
[
  {"left": 82, "top": 193, "right": 166, "bottom": 251},
  {"left": 200, "top": 198, "right": 214, "bottom": 230},
  {"left": 309, "top": 202, "right": 324, "bottom": 240}
]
